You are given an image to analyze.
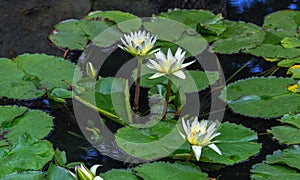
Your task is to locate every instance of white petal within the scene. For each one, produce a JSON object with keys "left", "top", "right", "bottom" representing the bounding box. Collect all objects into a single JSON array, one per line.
[
  {"left": 182, "top": 118, "right": 188, "bottom": 134},
  {"left": 192, "top": 145, "right": 203, "bottom": 161},
  {"left": 90, "top": 165, "right": 102, "bottom": 176},
  {"left": 94, "top": 176, "right": 104, "bottom": 180},
  {"left": 208, "top": 144, "right": 222, "bottom": 155},
  {"left": 173, "top": 70, "right": 186, "bottom": 79},
  {"left": 181, "top": 60, "right": 195, "bottom": 69},
  {"left": 148, "top": 59, "right": 161, "bottom": 70},
  {"left": 149, "top": 72, "right": 165, "bottom": 79},
  {"left": 167, "top": 48, "right": 173, "bottom": 60}
]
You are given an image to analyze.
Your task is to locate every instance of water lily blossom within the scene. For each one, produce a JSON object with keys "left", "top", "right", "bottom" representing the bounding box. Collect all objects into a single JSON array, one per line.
[
  {"left": 180, "top": 117, "right": 222, "bottom": 161},
  {"left": 70, "top": 163, "right": 103, "bottom": 180},
  {"left": 118, "top": 30, "right": 158, "bottom": 56},
  {"left": 147, "top": 48, "right": 195, "bottom": 79}
]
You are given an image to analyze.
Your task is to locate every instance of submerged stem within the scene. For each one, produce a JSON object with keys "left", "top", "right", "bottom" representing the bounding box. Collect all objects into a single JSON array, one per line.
[
  {"left": 162, "top": 79, "right": 172, "bottom": 119},
  {"left": 133, "top": 57, "right": 143, "bottom": 111}
]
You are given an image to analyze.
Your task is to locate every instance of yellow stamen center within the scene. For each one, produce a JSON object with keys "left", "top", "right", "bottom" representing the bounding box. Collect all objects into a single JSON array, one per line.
[{"left": 135, "top": 40, "right": 142, "bottom": 46}]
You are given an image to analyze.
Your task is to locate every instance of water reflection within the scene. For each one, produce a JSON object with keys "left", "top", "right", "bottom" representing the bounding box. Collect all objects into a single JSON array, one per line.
[{"left": 229, "top": 0, "right": 267, "bottom": 13}]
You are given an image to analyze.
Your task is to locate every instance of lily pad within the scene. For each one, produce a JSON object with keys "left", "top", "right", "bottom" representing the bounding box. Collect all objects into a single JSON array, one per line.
[
  {"left": 220, "top": 77, "right": 300, "bottom": 118},
  {"left": 279, "top": 114, "right": 300, "bottom": 128},
  {"left": 268, "top": 126, "right": 300, "bottom": 145},
  {"left": 46, "top": 163, "right": 74, "bottom": 180},
  {"left": 75, "top": 77, "right": 132, "bottom": 124},
  {"left": 0, "top": 106, "right": 53, "bottom": 146},
  {"left": 1, "top": 171, "right": 46, "bottom": 180},
  {"left": 251, "top": 146, "right": 300, "bottom": 179},
  {"left": 115, "top": 120, "right": 186, "bottom": 160},
  {"left": 49, "top": 19, "right": 113, "bottom": 50},
  {"left": 134, "top": 162, "right": 208, "bottom": 180},
  {"left": 212, "top": 21, "right": 265, "bottom": 54},
  {"left": 0, "top": 54, "right": 80, "bottom": 100},
  {"left": 86, "top": 11, "right": 142, "bottom": 33},
  {"left": 0, "top": 133, "right": 54, "bottom": 178},
  {"left": 100, "top": 169, "right": 138, "bottom": 180}
]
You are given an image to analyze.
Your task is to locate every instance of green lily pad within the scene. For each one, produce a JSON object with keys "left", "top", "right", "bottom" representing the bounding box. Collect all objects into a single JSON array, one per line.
[
  {"left": 86, "top": 10, "right": 142, "bottom": 33},
  {"left": 134, "top": 162, "right": 208, "bottom": 180},
  {"left": 279, "top": 114, "right": 300, "bottom": 128},
  {"left": 49, "top": 19, "right": 112, "bottom": 50},
  {"left": 0, "top": 54, "right": 80, "bottom": 100},
  {"left": 0, "top": 133, "right": 54, "bottom": 178},
  {"left": 268, "top": 126, "right": 300, "bottom": 145},
  {"left": 1, "top": 171, "right": 46, "bottom": 180},
  {"left": 46, "top": 163, "right": 74, "bottom": 180},
  {"left": 100, "top": 169, "right": 138, "bottom": 180},
  {"left": 220, "top": 77, "right": 300, "bottom": 118},
  {"left": 212, "top": 21, "right": 265, "bottom": 54},
  {"left": 251, "top": 163, "right": 300, "bottom": 180},
  {"left": 251, "top": 146, "right": 300, "bottom": 179},
  {"left": 281, "top": 37, "right": 300, "bottom": 48},
  {"left": 0, "top": 106, "right": 53, "bottom": 146},
  {"left": 263, "top": 10, "right": 300, "bottom": 43},
  {"left": 75, "top": 77, "right": 132, "bottom": 124}
]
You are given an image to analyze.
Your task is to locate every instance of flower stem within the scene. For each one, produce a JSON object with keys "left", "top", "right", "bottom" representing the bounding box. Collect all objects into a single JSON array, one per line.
[
  {"left": 133, "top": 57, "right": 143, "bottom": 111},
  {"left": 162, "top": 79, "right": 172, "bottom": 119}
]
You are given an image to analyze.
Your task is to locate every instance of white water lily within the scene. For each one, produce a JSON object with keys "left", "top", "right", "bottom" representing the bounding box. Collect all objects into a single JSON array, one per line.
[
  {"left": 118, "top": 30, "right": 158, "bottom": 56},
  {"left": 180, "top": 117, "right": 222, "bottom": 161},
  {"left": 70, "top": 164, "right": 103, "bottom": 180},
  {"left": 146, "top": 48, "right": 195, "bottom": 79}
]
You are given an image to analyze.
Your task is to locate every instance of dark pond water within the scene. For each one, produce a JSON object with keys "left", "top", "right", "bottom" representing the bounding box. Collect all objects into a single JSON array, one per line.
[{"left": 2, "top": 0, "right": 300, "bottom": 179}]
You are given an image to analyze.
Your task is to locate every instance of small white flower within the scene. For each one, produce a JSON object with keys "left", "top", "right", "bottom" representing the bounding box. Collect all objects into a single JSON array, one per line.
[
  {"left": 118, "top": 30, "right": 158, "bottom": 56},
  {"left": 180, "top": 117, "right": 222, "bottom": 161},
  {"left": 72, "top": 163, "right": 103, "bottom": 180},
  {"left": 146, "top": 48, "right": 195, "bottom": 79}
]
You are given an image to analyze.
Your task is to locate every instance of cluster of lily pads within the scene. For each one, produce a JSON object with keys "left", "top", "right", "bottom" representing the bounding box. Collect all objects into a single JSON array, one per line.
[{"left": 1, "top": 9, "right": 300, "bottom": 179}]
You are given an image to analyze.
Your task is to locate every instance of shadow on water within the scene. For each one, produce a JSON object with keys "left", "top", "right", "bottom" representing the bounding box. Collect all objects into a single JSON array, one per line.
[{"left": 2, "top": 0, "right": 299, "bottom": 179}]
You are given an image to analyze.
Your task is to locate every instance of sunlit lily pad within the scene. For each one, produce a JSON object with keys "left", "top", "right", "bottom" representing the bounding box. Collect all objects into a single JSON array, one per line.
[
  {"left": 86, "top": 10, "right": 142, "bottom": 33},
  {"left": 212, "top": 21, "right": 265, "bottom": 54},
  {"left": 0, "top": 133, "right": 54, "bottom": 178},
  {"left": 251, "top": 146, "right": 300, "bottom": 179},
  {"left": 134, "top": 162, "right": 208, "bottom": 180},
  {"left": 159, "top": 9, "right": 226, "bottom": 37},
  {"left": 49, "top": 19, "right": 113, "bottom": 50},
  {"left": 0, "top": 54, "right": 80, "bottom": 100},
  {"left": 0, "top": 106, "right": 53, "bottom": 146},
  {"left": 220, "top": 77, "right": 300, "bottom": 118}
]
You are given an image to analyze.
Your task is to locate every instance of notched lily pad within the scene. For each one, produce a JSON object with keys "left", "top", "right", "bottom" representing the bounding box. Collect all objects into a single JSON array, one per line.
[{"left": 220, "top": 77, "right": 300, "bottom": 118}]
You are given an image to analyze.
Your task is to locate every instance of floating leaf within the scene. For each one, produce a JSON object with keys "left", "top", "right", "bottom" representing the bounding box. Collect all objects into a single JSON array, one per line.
[
  {"left": 251, "top": 163, "right": 300, "bottom": 180},
  {"left": 212, "top": 21, "right": 265, "bottom": 54},
  {"left": 115, "top": 121, "right": 185, "bottom": 160},
  {"left": 100, "top": 169, "right": 137, "bottom": 180},
  {"left": 220, "top": 77, "right": 300, "bottom": 118},
  {"left": 75, "top": 77, "right": 132, "bottom": 124},
  {"left": 281, "top": 37, "right": 300, "bottom": 48},
  {"left": 251, "top": 146, "right": 300, "bottom": 179},
  {"left": 159, "top": 9, "right": 226, "bottom": 35},
  {"left": 49, "top": 19, "right": 112, "bottom": 50},
  {"left": 268, "top": 126, "right": 300, "bottom": 145},
  {"left": 1, "top": 171, "right": 46, "bottom": 180},
  {"left": 279, "top": 114, "right": 300, "bottom": 128},
  {"left": 0, "top": 133, "right": 54, "bottom": 178},
  {"left": 134, "top": 162, "right": 208, "bottom": 180},
  {"left": 0, "top": 106, "right": 54, "bottom": 146},
  {"left": 200, "top": 122, "right": 261, "bottom": 165},
  {"left": 86, "top": 10, "right": 142, "bottom": 33},
  {"left": 46, "top": 163, "right": 74, "bottom": 180},
  {"left": 263, "top": 10, "right": 300, "bottom": 43},
  {"left": 0, "top": 54, "right": 80, "bottom": 100}
]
